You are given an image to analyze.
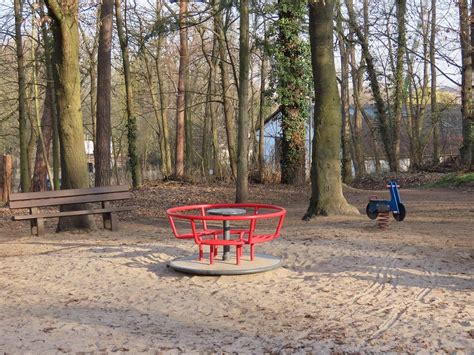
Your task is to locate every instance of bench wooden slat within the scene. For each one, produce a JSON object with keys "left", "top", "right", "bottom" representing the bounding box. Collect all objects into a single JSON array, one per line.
[
  {"left": 8, "top": 185, "right": 129, "bottom": 202},
  {"left": 9, "top": 191, "right": 131, "bottom": 209},
  {"left": 12, "top": 206, "right": 132, "bottom": 221}
]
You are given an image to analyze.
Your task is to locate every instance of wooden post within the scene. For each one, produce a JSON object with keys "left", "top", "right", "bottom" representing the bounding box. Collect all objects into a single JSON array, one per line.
[{"left": 2, "top": 155, "right": 12, "bottom": 202}]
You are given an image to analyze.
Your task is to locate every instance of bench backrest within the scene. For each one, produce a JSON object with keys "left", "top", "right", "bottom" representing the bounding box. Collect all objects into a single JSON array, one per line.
[{"left": 9, "top": 185, "right": 131, "bottom": 209}]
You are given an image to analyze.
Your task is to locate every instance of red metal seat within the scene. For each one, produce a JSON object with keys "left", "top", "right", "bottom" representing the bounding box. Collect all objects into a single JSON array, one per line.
[{"left": 167, "top": 203, "right": 286, "bottom": 264}]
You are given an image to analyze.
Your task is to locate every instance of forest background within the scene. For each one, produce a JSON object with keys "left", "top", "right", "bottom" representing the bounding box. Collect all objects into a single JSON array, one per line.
[{"left": 0, "top": 0, "right": 472, "bottom": 207}]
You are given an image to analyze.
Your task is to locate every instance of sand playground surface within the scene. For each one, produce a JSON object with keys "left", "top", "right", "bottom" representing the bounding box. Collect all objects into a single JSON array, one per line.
[{"left": 0, "top": 183, "right": 472, "bottom": 353}]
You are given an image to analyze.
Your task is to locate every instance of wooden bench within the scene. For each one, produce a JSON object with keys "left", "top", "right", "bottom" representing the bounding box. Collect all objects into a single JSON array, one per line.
[{"left": 8, "top": 185, "right": 132, "bottom": 236}]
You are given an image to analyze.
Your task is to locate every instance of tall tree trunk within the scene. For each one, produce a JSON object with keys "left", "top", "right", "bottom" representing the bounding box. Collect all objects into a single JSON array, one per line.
[
  {"left": 348, "top": 40, "right": 366, "bottom": 177},
  {"left": 431, "top": 0, "right": 440, "bottom": 163},
  {"left": 14, "top": 0, "right": 31, "bottom": 192},
  {"left": 215, "top": 4, "right": 237, "bottom": 179},
  {"left": 459, "top": 0, "right": 473, "bottom": 168},
  {"left": 305, "top": 0, "right": 358, "bottom": 219},
  {"left": 185, "top": 73, "right": 194, "bottom": 175},
  {"left": 155, "top": 45, "right": 172, "bottom": 177},
  {"left": 31, "top": 14, "right": 53, "bottom": 191},
  {"left": 32, "top": 80, "right": 53, "bottom": 192},
  {"left": 141, "top": 47, "right": 165, "bottom": 176},
  {"left": 95, "top": 0, "right": 114, "bottom": 186},
  {"left": 115, "top": 0, "right": 141, "bottom": 188},
  {"left": 236, "top": 0, "right": 249, "bottom": 202},
  {"left": 45, "top": 0, "right": 93, "bottom": 230},
  {"left": 392, "top": 0, "right": 407, "bottom": 172},
  {"left": 258, "top": 33, "right": 267, "bottom": 183},
  {"left": 40, "top": 0, "right": 60, "bottom": 190},
  {"left": 471, "top": 0, "right": 474, "bottom": 167},
  {"left": 336, "top": 4, "right": 352, "bottom": 184},
  {"left": 174, "top": 0, "right": 188, "bottom": 179},
  {"left": 277, "top": 0, "right": 309, "bottom": 185}
]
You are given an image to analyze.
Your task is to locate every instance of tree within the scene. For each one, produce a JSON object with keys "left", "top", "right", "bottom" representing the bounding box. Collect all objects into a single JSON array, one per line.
[
  {"left": 459, "top": 0, "right": 473, "bottom": 168},
  {"left": 304, "top": 0, "right": 358, "bottom": 219},
  {"left": 45, "top": 0, "right": 93, "bottom": 230},
  {"left": 215, "top": 2, "right": 238, "bottom": 179},
  {"left": 430, "top": 0, "right": 440, "bottom": 163},
  {"left": 236, "top": 0, "right": 250, "bottom": 202},
  {"left": 391, "top": 0, "right": 407, "bottom": 173},
  {"left": 95, "top": 0, "right": 114, "bottom": 186},
  {"left": 174, "top": 0, "right": 189, "bottom": 179},
  {"left": 336, "top": 2, "right": 353, "bottom": 184},
  {"left": 14, "top": 0, "right": 31, "bottom": 192},
  {"left": 276, "top": 0, "right": 311, "bottom": 185},
  {"left": 346, "top": 0, "right": 397, "bottom": 172},
  {"left": 115, "top": 0, "right": 141, "bottom": 188}
]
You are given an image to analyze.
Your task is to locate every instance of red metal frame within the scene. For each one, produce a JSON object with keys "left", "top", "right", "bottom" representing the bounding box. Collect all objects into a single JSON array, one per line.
[{"left": 167, "top": 203, "right": 286, "bottom": 264}]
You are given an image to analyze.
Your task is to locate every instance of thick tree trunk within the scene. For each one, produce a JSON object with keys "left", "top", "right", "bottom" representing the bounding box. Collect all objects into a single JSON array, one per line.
[
  {"left": 46, "top": 0, "right": 93, "bottom": 230},
  {"left": 14, "top": 0, "right": 31, "bottom": 192},
  {"left": 236, "top": 0, "right": 249, "bottom": 202},
  {"left": 95, "top": 0, "right": 114, "bottom": 186},
  {"left": 459, "top": 0, "right": 473, "bottom": 168},
  {"left": 305, "top": 0, "right": 358, "bottom": 219},
  {"left": 115, "top": 0, "right": 141, "bottom": 188},
  {"left": 41, "top": 0, "right": 61, "bottom": 191},
  {"left": 278, "top": 0, "right": 308, "bottom": 185}
]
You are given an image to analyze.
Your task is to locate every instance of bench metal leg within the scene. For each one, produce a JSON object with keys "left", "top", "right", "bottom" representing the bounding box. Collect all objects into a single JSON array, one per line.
[{"left": 103, "top": 212, "right": 118, "bottom": 231}]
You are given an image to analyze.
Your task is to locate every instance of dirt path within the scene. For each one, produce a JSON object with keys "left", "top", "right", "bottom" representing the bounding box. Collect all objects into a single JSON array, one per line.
[{"left": 0, "top": 184, "right": 472, "bottom": 353}]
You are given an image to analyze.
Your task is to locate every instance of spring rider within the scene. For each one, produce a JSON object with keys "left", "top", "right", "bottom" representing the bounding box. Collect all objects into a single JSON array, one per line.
[{"left": 366, "top": 180, "right": 406, "bottom": 229}]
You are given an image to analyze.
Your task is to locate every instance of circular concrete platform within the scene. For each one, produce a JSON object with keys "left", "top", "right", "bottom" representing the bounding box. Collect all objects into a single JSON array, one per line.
[{"left": 168, "top": 253, "right": 282, "bottom": 276}]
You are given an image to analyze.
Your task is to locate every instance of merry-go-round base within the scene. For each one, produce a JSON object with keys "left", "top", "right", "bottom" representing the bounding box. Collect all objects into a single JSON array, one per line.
[{"left": 167, "top": 253, "right": 282, "bottom": 276}]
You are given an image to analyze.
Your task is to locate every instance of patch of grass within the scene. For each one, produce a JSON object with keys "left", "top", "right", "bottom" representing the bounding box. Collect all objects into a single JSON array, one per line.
[{"left": 425, "top": 172, "right": 474, "bottom": 187}]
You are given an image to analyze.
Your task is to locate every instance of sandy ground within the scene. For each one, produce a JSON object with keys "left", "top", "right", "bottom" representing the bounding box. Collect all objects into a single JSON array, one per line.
[{"left": 0, "top": 184, "right": 473, "bottom": 353}]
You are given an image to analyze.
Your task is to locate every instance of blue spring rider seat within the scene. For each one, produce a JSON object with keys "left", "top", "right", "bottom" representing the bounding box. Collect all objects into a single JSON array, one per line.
[{"left": 366, "top": 180, "right": 406, "bottom": 222}]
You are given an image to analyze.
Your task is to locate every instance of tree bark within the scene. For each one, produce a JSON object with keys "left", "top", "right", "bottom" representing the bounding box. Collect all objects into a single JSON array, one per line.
[
  {"left": 40, "top": 0, "right": 60, "bottom": 190},
  {"left": 155, "top": 44, "right": 172, "bottom": 177},
  {"left": 459, "top": 0, "right": 473, "bottom": 168},
  {"left": 115, "top": 0, "right": 141, "bottom": 188},
  {"left": 258, "top": 31, "right": 267, "bottom": 183},
  {"left": 336, "top": 4, "right": 352, "bottom": 184},
  {"left": 45, "top": 0, "right": 93, "bottom": 230},
  {"left": 14, "top": 0, "right": 31, "bottom": 192},
  {"left": 431, "top": 0, "right": 440, "bottom": 163},
  {"left": 174, "top": 0, "right": 188, "bottom": 179},
  {"left": 348, "top": 38, "right": 366, "bottom": 177},
  {"left": 236, "top": 0, "right": 249, "bottom": 202},
  {"left": 391, "top": 0, "right": 407, "bottom": 172},
  {"left": 277, "top": 0, "right": 309, "bottom": 185},
  {"left": 32, "top": 80, "right": 53, "bottom": 192},
  {"left": 305, "top": 0, "right": 358, "bottom": 219},
  {"left": 31, "top": 13, "right": 53, "bottom": 191},
  {"left": 184, "top": 70, "right": 194, "bottom": 175},
  {"left": 95, "top": 0, "right": 114, "bottom": 186}
]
